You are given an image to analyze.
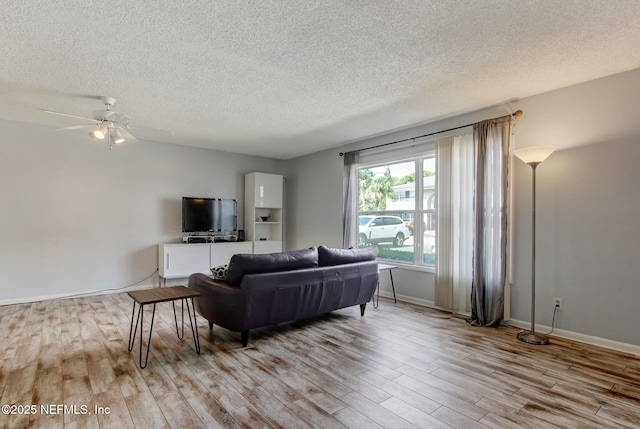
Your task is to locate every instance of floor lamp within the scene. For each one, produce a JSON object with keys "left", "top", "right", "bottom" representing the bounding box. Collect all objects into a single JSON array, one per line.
[{"left": 513, "top": 146, "right": 556, "bottom": 345}]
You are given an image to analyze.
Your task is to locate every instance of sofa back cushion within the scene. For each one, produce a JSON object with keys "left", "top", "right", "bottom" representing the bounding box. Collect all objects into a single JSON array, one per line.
[
  {"left": 318, "top": 245, "right": 378, "bottom": 266},
  {"left": 225, "top": 247, "right": 319, "bottom": 286}
]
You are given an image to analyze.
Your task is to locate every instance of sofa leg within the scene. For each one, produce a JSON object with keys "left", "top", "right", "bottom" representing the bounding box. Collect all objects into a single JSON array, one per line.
[
  {"left": 360, "top": 303, "right": 366, "bottom": 316},
  {"left": 241, "top": 330, "right": 249, "bottom": 347},
  {"left": 208, "top": 321, "right": 213, "bottom": 329}
]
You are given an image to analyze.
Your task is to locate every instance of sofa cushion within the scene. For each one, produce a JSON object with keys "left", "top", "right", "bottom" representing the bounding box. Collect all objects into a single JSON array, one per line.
[
  {"left": 318, "top": 245, "right": 378, "bottom": 266},
  {"left": 225, "top": 247, "right": 319, "bottom": 286}
]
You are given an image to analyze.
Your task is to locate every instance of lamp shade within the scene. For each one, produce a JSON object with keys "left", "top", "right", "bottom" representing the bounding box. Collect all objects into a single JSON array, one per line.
[{"left": 513, "top": 146, "right": 556, "bottom": 165}]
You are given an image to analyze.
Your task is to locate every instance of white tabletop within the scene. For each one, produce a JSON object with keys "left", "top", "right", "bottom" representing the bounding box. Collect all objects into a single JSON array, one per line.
[{"left": 378, "top": 263, "right": 397, "bottom": 271}]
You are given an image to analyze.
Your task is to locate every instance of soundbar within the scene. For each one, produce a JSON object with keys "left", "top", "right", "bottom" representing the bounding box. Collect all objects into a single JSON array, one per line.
[{"left": 185, "top": 237, "right": 208, "bottom": 243}]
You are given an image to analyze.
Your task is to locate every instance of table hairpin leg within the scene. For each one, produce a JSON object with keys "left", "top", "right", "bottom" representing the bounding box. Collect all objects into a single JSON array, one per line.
[
  {"left": 186, "top": 298, "right": 200, "bottom": 354},
  {"left": 172, "top": 299, "right": 185, "bottom": 340},
  {"left": 127, "top": 301, "right": 156, "bottom": 369},
  {"left": 389, "top": 269, "right": 396, "bottom": 303},
  {"left": 127, "top": 301, "right": 139, "bottom": 350},
  {"left": 373, "top": 281, "right": 380, "bottom": 309},
  {"left": 171, "top": 299, "right": 201, "bottom": 354}
]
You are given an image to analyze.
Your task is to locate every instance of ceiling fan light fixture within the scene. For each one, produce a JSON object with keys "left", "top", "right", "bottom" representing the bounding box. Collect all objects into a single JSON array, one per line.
[
  {"left": 43, "top": 96, "right": 149, "bottom": 148},
  {"left": 89, "top": 124, "right": 107, "bottom": 140},
  {"left": 111, "top": 128, "right": 125, "bottom": 144}
]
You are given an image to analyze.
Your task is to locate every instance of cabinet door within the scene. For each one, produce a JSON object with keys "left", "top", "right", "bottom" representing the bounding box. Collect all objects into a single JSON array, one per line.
[
  {"left": 210, "top": 242, "right": 252, "bottom": 267},
  {"left": 253, "top": 240, "right": 282, "bottom": 254},
  {"left": 160, "top": 244, "right": 210, "bottom": 278},
  {"left": 254, "top": 173, "right": 283, "bottom": 208}
]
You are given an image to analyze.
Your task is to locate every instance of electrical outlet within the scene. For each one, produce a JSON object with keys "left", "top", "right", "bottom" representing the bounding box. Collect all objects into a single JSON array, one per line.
[{"left": 553, "top": 297, "right": 563, "bottom": 310}]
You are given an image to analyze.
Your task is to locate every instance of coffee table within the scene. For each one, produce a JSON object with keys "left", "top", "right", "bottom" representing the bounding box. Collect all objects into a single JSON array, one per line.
[{"left": 127, "top": 286, "right": 201, "bottom": 368}]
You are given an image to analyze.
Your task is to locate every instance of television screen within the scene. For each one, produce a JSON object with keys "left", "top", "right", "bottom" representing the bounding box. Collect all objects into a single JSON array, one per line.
[
  {"left": 182, "top": 197, "right": 237, "bottom": 233},
  {"left": 182, "top": 197, "right": 215, "bottom": 232},
  {"left": 218, "top": 198, "right": 237, "bottom": 232}
]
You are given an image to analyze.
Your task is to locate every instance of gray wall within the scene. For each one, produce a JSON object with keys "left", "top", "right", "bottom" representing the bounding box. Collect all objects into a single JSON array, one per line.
[
  {"left": 285, "top": 149, "right": 343, "bottom": 249},
  {"left": 285, "top": 68, "right": 640, "bottom": 347},
  {"left": 0, "top": 120, "right": 284, "bottom": 303},
  {"left": 2, "top": 68, "right": 639, "bottom": 347}
]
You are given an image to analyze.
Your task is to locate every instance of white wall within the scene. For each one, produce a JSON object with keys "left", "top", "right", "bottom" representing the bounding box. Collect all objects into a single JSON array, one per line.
[
  {"left": 285, "top": 68, "right": 640, "bottom": 347},
  {"left": 0, "top": 120, "right": 284, "bottom": 303}
]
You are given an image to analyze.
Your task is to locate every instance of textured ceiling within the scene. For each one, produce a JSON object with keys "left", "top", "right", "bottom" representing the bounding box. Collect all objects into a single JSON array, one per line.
[{"left": 2, "top": 1, "right": 640, "bottom": 159}]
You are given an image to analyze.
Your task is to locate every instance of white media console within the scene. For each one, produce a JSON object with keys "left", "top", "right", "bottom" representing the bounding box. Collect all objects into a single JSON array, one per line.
[{"left": 158, "top": 242, "right": 252, "bottom": 284}]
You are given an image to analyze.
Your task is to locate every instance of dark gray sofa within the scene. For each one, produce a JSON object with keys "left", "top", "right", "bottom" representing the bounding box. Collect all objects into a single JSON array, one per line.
[{"left": 188, "top": 246, "right": 378, "bottom": 346}]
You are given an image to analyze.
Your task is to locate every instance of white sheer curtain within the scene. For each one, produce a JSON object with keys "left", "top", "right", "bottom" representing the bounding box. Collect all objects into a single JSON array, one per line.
[
  {"left": 342, "top": 151, "right": 359, "bottom": 248},
  {"left": 468, "top": 116, "right": 512, "bottom": 327},
  {"left": 435, "top": 134, "right": 474, "bottom": 313},
  {"left": 435, "top": 116, "right": 511, "bottom": 325}
]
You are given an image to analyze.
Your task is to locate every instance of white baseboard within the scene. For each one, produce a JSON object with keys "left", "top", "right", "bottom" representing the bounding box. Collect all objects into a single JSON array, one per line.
[
  {"left": 0, "top": 282, "right": 156, "bottom": 306},
  {"left": 376, "top": 290, "right": 452, "bottom": 313},
  {"left": 376, "top": 290, "right": 434, "bottom": 308},
  {"left": 377, "top": 290, "right": 640, "bottom": 357},
  {"left": 505, "top": 318, "right": 640, "bottom": 357}
]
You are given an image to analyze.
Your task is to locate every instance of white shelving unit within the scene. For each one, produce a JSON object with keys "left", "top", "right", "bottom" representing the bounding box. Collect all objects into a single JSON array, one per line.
[{"left": 245, "top": 172, "right": 283, "bottom": 254}]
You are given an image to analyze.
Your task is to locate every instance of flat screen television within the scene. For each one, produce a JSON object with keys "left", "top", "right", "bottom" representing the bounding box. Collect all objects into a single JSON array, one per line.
[{"left": 182, "top": 197, "right": 237, "bottom": 233}]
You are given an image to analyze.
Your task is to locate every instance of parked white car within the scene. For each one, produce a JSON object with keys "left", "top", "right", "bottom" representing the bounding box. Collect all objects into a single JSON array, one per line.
[{"left": 358, "top": 215, "right": 411, "bottom": 248}]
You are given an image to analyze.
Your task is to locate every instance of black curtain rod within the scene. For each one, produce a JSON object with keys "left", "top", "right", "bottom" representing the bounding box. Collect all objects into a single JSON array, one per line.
[{"left": 339, "top": 110, "right": 522, "bottom": 156}]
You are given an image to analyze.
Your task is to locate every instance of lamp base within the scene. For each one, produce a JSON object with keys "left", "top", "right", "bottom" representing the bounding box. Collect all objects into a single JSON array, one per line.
[{"left": 517, "top": 330, "right": 549, "bottom": 345}]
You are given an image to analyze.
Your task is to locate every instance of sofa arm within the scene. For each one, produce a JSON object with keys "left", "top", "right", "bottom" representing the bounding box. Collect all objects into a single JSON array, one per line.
[
  {"left": 188, "top": 273, "right": 247, "bottom": 331},
  {"left": 189, "top": 273, "right": 238, "bottom": 294}
]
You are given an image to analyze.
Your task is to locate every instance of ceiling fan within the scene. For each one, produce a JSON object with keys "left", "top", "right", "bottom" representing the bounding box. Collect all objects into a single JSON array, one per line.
[{"left": 41, "top": 96, "right": 138, "bottom": 148}]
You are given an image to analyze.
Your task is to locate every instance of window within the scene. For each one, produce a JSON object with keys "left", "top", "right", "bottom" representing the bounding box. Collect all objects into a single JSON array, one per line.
[{"left": 358, "top": 156, "right": 436, "bottom": 266}]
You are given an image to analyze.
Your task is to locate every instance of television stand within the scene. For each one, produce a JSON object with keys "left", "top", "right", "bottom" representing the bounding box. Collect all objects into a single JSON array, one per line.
[{"left": 158, "top": 241, "right": 252, "bottom": 285}]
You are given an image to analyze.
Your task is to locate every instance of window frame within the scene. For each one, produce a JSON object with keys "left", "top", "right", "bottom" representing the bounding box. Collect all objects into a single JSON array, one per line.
[{"left": 356, "top": 149, "right": 436, "bottom": 269}]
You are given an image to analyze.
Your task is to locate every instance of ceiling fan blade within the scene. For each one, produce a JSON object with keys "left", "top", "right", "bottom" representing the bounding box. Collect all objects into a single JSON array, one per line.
[
  {"left": 119, "top": 127, "right": 137, "bottom": 142},
  {"left": 112, "top": 126, "right": 137, "bottom": 143},
  {"left": 56, "top": 124, "right": 94, "bottom": 131},
  {"left": 108, "top": 112, "right": 131, "bottom": 123},
  {"left": 40, "top": 109, "right": 96, "bottom": 122},
  {"left": 126, "top": 124, "right": 174, "bottom": 137},
  {"left": 93, "top": 110, "right": 131, "bottom": 123}
]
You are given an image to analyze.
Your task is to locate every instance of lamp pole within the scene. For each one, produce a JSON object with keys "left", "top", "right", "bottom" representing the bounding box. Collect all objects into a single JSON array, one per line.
[
  {"left": 531, "top": 163, "right": 538, "bottom": 338},
  {"left": 513, "top": 147, "right": 555, "bottom": 345},
  {"left": 517, "top": 162, "right": 549, "bottom": 344}
]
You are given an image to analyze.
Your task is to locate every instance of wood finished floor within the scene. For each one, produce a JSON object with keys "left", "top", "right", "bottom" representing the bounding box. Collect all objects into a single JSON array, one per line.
[{"left": 1, "top": 293, "right": 639, "bottom": 429}]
